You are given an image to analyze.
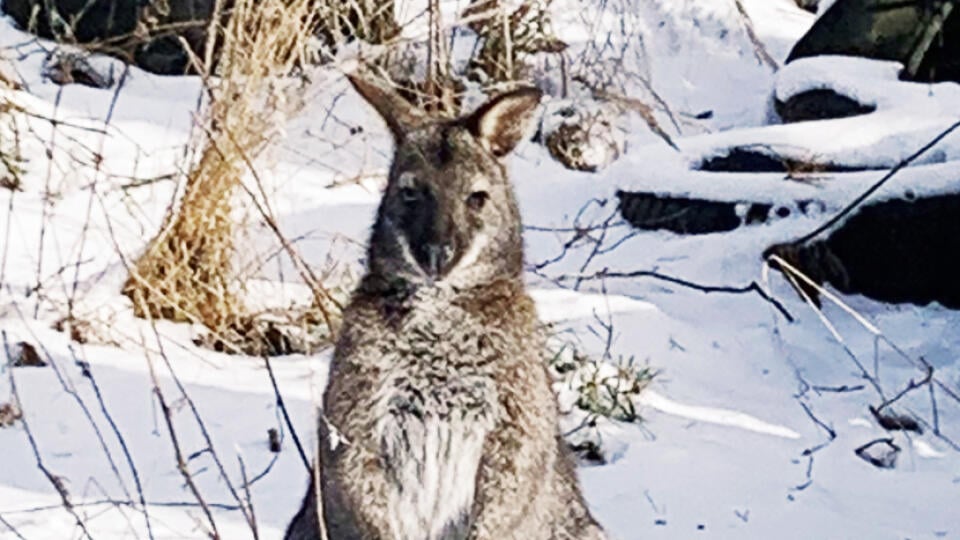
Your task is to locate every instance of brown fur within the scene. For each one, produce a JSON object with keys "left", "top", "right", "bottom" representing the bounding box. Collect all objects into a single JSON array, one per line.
[{"left": 285, "top": 72, "right": 606, "bottom": 540}]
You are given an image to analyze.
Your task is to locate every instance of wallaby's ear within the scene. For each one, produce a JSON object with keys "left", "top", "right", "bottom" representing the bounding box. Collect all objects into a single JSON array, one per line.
[
  {"left": 346, "top": 71, "right": 427, "bottom": 139},
  {"left": 465, "top": 87, "right": 543, "bottom": 157}
]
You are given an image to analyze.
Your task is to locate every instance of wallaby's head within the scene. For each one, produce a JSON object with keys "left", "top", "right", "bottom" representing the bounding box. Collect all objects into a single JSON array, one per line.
[{"left": 349, "top": 72, "right": 542, "bottom": 289}]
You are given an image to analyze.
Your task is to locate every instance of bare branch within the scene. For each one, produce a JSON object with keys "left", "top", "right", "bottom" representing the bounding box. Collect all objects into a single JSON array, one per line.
[
  {"left": 67, "top": 345, "right": 155, "bottom": 540},
  {"left": 3, "top": 332, "right": 95, "bottom": 540},
  {"left": 262, "top": 355, "right": 311, "bottom": 472},
  {"left": 0, "top": 512, "right": 28, "bottom": 540},
  {"left": 793, "top": 118, "right": 960, "bottom": 245},
  {"left": 141, "top": 341, "right": 220, "bottom": 540},
  {"left": 550, "top": 268, "right": 794, "bottom": 322}
]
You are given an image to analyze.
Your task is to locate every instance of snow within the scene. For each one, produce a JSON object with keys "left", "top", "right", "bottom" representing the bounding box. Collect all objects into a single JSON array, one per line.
[
  {"left": 775, "top": 55, "right": 960, "bottom": 114},
  {"left": 615, "top": 55, "right": 960, "bottom": 214},
  {"left": 636, "top": 390, "right": 801, "bottom": 440},
  {"left": 547, "top": 0, "right": 812, "bottom": 131},
  {"left": 2, "top": 2, "right": 960, "bottom": 540}
]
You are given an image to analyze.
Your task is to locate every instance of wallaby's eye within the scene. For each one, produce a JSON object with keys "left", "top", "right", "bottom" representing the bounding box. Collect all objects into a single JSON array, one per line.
[{"left": 466, "top": 191, "right": 489, "bottom": 211}]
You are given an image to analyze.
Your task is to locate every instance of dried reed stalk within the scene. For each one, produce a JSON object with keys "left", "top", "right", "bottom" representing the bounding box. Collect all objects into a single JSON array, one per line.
[{"left": 124, "top": 0, "right": 320, "bottom": 334}]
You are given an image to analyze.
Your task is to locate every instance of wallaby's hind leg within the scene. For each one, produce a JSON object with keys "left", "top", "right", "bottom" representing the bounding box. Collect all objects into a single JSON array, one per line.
[{"left": 552, "top": 436, "right": 608, "bottom": 540}]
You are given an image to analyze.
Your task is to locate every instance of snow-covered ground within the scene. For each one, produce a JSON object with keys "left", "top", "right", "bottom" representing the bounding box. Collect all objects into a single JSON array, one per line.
[{"left": 1, "top": 1, "right": 959, "bottom": 539}]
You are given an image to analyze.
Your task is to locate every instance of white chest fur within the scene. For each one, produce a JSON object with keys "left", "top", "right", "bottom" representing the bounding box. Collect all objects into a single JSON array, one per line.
[
  {"left": 372, "top": 287, "right": 500, "bottom": 540},
  {"left": 378, "top": 413, "right": 490, "bottom": 540}
]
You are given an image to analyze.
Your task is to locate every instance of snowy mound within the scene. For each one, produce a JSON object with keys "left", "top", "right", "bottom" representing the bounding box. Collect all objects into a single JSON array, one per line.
[{"left": 613, "top": 55, "right": 960, "bottom": 232}]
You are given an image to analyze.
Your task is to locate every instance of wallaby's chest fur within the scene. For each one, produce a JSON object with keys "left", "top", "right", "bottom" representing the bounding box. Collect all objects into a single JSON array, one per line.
[
  {"left": 372, "top": 287, "right": 500, "bottom": 540},
  {"left": 331, "top": 284, "right": 516, "bottom": 540}
]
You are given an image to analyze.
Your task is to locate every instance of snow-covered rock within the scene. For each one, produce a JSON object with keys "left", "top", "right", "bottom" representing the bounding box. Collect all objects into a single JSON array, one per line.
[{"left": 539, "top": 99, "right": 624, "bottom": 172}]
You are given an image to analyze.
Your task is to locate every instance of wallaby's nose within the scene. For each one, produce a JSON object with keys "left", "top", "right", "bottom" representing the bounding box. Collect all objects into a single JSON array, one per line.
[{"left": 424, "top": 243, "right": 455, "bottom": 277}]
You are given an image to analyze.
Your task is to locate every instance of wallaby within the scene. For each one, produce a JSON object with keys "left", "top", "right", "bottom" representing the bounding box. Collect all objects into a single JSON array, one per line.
[{"left": 285, "top": 71, "right": 607, "bottom": 540}]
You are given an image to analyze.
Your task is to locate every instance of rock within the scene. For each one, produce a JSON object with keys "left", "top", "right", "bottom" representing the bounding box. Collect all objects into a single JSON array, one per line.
[
  {"left": 775, "top": 88, "right": 875, "bottom": 123},
  {"left": 43, "top": 51, "right": 114, "bottom": 88},
  {"left": 0, "top": 0, "right": 395, "bottom": 75},
  {"left": 787, "top": 0, "right": 960, "bottom": 83},
  {"left": 539, "top": 100, "right": 624, "bottom": 173},
  {"left": 0, "top": 0, "right": 217, "bottom": 75},
  {"left": 0, "top": 0, "right": 140, "bottom": 44},
  {"left": 794, "top": 0, "right": 819, "bottom": 14},
  {"left": 12, "top": 341, "right": 46, "bottom": 368},
  {"left": 268, "top": 428, "right": 281, "bottom": 453},
  {"left": 766, "top": 193, "right": 960, "bottom": 309},
  {"left": 869, "top": 406, "right": 922, "bottom": 434}
]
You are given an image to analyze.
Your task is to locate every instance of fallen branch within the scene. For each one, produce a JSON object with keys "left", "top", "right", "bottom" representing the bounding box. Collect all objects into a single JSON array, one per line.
[{"left": 550, "top": 268, "right": 794, "bottom": 322}]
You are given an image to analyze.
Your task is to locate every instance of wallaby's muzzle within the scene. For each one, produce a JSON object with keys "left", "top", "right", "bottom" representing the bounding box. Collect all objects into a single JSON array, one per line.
[
  {"left": 419, "top": 243, "right": 454, "bottom": 277},
  {"left": 398, "top": 188, "right": 463, "bottom": 278}
]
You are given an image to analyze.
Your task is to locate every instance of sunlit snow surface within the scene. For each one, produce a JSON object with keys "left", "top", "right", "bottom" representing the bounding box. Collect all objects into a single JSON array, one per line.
[{"left": 1, "top": 1, "right": 959, "bottom": 539}]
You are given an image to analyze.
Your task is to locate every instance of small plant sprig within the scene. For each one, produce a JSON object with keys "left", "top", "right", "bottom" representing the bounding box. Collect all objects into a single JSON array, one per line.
[{"left": 548, "top": 339, "right": 656, "bottom": 423}]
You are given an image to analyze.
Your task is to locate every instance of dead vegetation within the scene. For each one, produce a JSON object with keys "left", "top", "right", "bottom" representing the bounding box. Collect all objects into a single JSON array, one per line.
[
  {"left": 464, "top": 0, "right": 566, "bottom": 84},
  {"left": 0, "top": 56, "right": 24, "bottom": 191},
  {"left": 114, "top": 0, "right": 579, "bottom": 353},
  {"left": 0, "top": 402, "right": 22, "bottom": 428},
  {"left": 122, "top": 0, "right": 337, "bottom": 353}
]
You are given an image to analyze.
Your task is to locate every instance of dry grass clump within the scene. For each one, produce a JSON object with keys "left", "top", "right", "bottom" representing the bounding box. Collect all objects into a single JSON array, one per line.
[
  {"left": 315, "top": 0, "right": 398, "bottom": 48},
  {"left": 463, "top": 0, "right": 565, "bottom": 85},
  {"left": 0, "top": 57, "right": 25, "bottom": 191},
  {"left": 123, "top": 0, "right": 326, "bottom": 347}
]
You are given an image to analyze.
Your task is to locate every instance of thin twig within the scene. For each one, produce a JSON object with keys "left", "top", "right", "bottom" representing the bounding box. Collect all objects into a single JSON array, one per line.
[
  {"left": 68, "top": 345, "right": 155, "bottom": 540},
  {"left": 5, "top": 499, "right": 241, "bottom": 515},
  {"left": 140, "top": 313, "right": 255, "bottom": 535},
  {"left": 553, "top": 268, "right": 794, "bottom": 322},
  {"left": 0, "top": 513, "right": 28, "bottom": 540},
  {"left": 792, "top": 399, "right": 837, "bottom": 491},
  {"left": 141, "top": 342, "right": 220, "bottom": 540},
  {"left": 794, "top": 118, "right": 960, "bottom": 245},
  {"left": 33, "top": 88, "right": 63, "bottom": 318},
  {"left": 732, "top": 0, "right": 779, "bottom": 70},
  {"left": 4, "top": 308, "right": 132, "bottom": 502},
  {"left": 3, "top": 332, "right": 95, "bottom": 540},
  {"left": 210, "top": 122, "right": 343, "bottom": 332},
  {"left": 263, "top": 354, "right": 311, "bottom": 472},
  {"left": 236, "top": 452, "right": 259, "bottom": 540},
  {"left": 876, "top": 366, "right": 934, "bottom": 412}
]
